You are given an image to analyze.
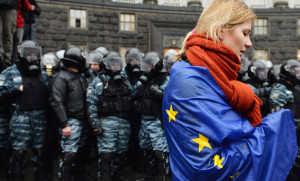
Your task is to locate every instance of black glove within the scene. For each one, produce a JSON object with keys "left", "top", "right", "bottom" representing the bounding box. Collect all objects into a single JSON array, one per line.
[
  {"left": 93, "top": 126, "right": 104, "bottom": 136},
  {"left": 150, "top": 85, "right": 164, "bottom": 99},
  {"left": 139, "top": 75, "right": 148, "bottom": 84}
]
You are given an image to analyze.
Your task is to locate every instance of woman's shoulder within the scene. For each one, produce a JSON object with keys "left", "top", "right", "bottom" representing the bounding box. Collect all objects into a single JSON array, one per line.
[{"left": 169, "top": 61, "right": 225, "bottom": 98}]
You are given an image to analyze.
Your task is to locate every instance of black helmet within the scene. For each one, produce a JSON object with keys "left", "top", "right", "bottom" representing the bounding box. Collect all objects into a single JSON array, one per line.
[
  {"left": 88, "top": 51, "right": 104, "bottom": 65},
  {"left": 94, "top": 47, "right": 108, "bottom": 57},
  {"left": 62, "top": 47, "right": 86, "bottom": 71},
  {"left": 163, "top": 49, "right": 178, "bottom": 73},
  {"left": 103, "top": 51, "right": 123, "bottom": 75},
  {"left": 17, "top": 40, "right": 42, "bottom": 74},
  {"left": 248, "top": 59, "right": 268, "bottom": 83},
  {"left": 41, "top": 52, "right": 59, "bottom": 77},
  {"left": 140, "top": 51, "right": 163, "bottom": 74},
  {"left": 279, "top": 59, "right": 300, "bottom": 85}
]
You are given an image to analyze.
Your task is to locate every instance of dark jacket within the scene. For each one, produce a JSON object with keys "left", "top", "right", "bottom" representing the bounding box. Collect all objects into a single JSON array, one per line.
[
  {"left": 51, "top": 67, "right": 88, "bottom": 128},
  {"left": 23, "top": 0, "right": 41, "bottom": 24},
  {"left": 0, "top": 0, "right": 18, "bottom": 10}
]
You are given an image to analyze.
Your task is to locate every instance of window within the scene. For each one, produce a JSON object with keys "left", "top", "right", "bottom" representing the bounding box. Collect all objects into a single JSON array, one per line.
[
  {"left": 254, "top": 49, "right": 269, "bottom": 60},
  {"left": 120, "top": 14, "right": 136, "bottom": 32},
  {"left": 298, "top": 19, "right": 300, "bottom": 35},
  {"left": 298, "top": 49, "right": 300, "bottom": 61},
  {"left": 251, "top": 0, "right": 266, "bottom": 8},
  {"left": 253, "top": 19, "right": 268, "bottom": 35},
  {"left": 162, "top": 0, "right": 181, "bottom": 6},
  {"left": 295, "top": 0, "right": 300, "bottom": 8},
  {"left": 68, "top": 43, "right": 88, "bottom": 53},
  {"left": 70, "top": 9, "right": 87, "bottom": 28}
]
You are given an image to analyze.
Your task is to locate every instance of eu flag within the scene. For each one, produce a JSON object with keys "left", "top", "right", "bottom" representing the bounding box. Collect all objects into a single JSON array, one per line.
[{"left": 162, "top": 61, "right": 298, "bottom": 181}]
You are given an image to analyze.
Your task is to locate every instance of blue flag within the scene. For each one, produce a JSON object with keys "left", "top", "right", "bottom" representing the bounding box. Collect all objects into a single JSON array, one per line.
[{"left": 162, "top": 61, "right": 298, "bottom": 181}]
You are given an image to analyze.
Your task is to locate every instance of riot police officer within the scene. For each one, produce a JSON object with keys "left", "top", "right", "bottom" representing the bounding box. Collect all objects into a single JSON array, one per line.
[
  {"left": 163, "top": 49, "right": 178, "bottom": 75},
  {"left": 51, "top": 47, "right": 89, "bottom": 181},
  {"left": 87, "top": 52, "right": 132, "bottom": 180},
  {"left": 269, "top": 59, "right": 300, "bottom": 124},
  {"left": 41, "top": 52, "right": 59, "bottom": 78},
  {"left": 40, "top": 52, "right": 60, "bottom": 180},
  {"left": 0, "top": 40, "right": 51, "bottom": 180},
  {"left": 135, "top": 51, "right": 170, "bottom": 180},
  {"left": 87, "top": 51, "right": 104, "bottom": 82},
  {"left": 121, "top": 48, "right": 144, "bottom": 172},
  {"left": 245, "top": 59, "right": 271, "bottom": 117}
]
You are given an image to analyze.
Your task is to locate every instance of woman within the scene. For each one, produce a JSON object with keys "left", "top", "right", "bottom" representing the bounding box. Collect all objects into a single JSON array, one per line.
[{"left": 162, "top": 0, "right": 297, "bottom": 180}]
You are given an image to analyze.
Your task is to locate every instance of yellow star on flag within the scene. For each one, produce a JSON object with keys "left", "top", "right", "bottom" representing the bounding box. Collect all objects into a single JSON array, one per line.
[
  {"left": 213, "top": 154, "right": 224, "bottom": 169},
  {"left": 230, "top": 172, "right": 240, "bottom": 180},
  {"left": 166, "top": 104, "right": 178, "bottom": 122},
  {"left": 191, "top": 134, "right": 212, "bottom": 152}
]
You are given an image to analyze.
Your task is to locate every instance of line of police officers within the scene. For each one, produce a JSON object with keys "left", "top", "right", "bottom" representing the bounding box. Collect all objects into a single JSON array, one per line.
[
  {"left": 0, "top": 40, "right": 177, "bottom": 181},
  {"left": 1, "top": 40, "right": 300, "bottom": 181}
]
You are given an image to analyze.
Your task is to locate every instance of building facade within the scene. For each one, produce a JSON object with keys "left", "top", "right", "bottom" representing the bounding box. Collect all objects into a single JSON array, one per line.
[{"left": 36, "top": 0, "right": 300, "bottom": 63}]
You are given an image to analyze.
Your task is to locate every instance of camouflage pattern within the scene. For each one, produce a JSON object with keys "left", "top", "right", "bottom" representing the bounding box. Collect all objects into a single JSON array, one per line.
[
  {"left": 10, "top": 110, "right": 47, "bottom": 150},
  {"left": 138, "top": 76, "right": 169, "bottom": 152},
  {"left": 139, "top": 118, "right": 169, "bottom": 152},
  {"left": 270, "top": 83, "right": 294, "bottom": 109},
  {"left": 87, "top": 74, "right": 132, "bottom": 153},
  {"left": 0, "top": 69, "right": 10, "bottom": 148},
  {"left": 0, "top": 65, "right": 50, "bottom": 150},
  {"left": 270, "top": 83, "right": 300, "bottom": 123},
  {"left": 95, "top": 116, "right": 131, "bottom": 153},
  {"left": 60, "top": 118, "right": 89, "bottom": 153}
]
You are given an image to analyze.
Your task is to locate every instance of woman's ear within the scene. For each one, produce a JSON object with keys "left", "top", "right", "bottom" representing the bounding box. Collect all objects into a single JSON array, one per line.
[{"left": 217, "top": 24, "right": 224, "bottom": 41}]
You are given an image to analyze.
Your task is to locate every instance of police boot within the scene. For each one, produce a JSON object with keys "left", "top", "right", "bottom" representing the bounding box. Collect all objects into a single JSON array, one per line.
[
  {"left": 60, "top": 152, "right": 76, "bottom": 181},
  {"left": 99, "top": 153, "right": 114, "bottom": 181},
  {"left": 74, "top": 147, "right": 96, "bottom": 181},
  {"left": 112, "top": 152, "right": 129, "bottom": 181},
  {"left": 0, "top": 146, "right": 11, "bottom": 180},
  {"left": 140, "top": 149, "right": 155, "bottom": 181},
  {"left": 10, "top": 150, "right": 27, "bottom": 181},
  {"left": 32, "top": 148, "right": 46, "bottom": 181},
  {"left": 154, "top": 151, "right": 169, "bottom": 181}
]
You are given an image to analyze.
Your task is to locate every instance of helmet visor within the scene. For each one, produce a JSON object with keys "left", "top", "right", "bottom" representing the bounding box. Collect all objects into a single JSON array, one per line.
[
  {"left": 255, "top": 67, "right": 268, "bottom": 81},
  {"left": 19, "top": 47, "right": 42, "bottom": 63},
  {"left": 105, "top": 57, "right": 124, "bottom": 72},
  {"left": 140, "top": 56, "right": 159, "bottom": 73},
  {"left": 126, "top": 54, "right": 141, "bottom": 66},
  {"left": 88, "top": 53, "right": 103, "bottom": 65}
]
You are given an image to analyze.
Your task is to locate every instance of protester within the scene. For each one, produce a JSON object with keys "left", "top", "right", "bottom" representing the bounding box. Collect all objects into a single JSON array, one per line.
[
  {"left": 23, "top": 0, "right": 41, "bottom": 41},
  {"left": 162, "top": 0, "right": 297, "bottom": 180},
  {"left": 0, "top": 0, "right": 18, "bottom": 67},
  {"left": 12, "top": 0, "right": 34, "bottom": 62}
]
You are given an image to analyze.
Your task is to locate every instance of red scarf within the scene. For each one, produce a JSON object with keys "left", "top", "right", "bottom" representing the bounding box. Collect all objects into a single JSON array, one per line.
[{"left": 186, "top": 34, "right": 262, "bottom": 127}]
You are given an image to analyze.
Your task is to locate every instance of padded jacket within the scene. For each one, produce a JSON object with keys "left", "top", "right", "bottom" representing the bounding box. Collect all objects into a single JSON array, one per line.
[{"left": 51, "top": 67, "right": 88, "bottom": 128}]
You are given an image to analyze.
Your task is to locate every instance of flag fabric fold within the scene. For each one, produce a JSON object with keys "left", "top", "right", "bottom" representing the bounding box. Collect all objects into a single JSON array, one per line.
[{"left": 162, "top": 61, "right": 298, "bottom": 181}]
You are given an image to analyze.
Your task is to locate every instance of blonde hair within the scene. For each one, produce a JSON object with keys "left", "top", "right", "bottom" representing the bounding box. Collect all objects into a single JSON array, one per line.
[{"left": 175, "top": 0, "right": 257, "bottom": 61}]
